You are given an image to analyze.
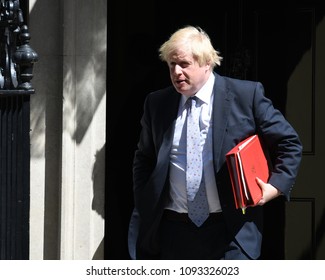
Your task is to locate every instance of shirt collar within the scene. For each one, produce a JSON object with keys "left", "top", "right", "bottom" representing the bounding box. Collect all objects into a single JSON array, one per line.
[
  {"left": 181, "top": 72, "right": 215, "bottom": 107},
  {"left": 195, "top": 72, "right": 215, "bottom": 104}
]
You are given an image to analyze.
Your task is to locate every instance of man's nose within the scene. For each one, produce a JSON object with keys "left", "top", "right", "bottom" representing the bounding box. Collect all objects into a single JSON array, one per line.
[{"left": 174, "top": 64, "right": 182, "bottom": 74}]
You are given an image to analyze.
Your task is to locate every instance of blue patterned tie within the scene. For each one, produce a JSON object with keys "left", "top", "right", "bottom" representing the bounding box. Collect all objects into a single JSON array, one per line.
[{"left": 186, "top": 97, "right": 209, "bottom": 227}]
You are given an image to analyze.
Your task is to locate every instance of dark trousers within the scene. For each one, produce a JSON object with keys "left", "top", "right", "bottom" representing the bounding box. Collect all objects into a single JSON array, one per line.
[{"left": 159, "top": 210, "right": 251, "bottom": 260}]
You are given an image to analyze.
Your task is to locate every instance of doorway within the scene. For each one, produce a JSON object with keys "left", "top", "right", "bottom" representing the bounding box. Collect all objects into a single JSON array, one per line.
[{"left": 106, "top": 0, "right": 323, "bottom": 259}]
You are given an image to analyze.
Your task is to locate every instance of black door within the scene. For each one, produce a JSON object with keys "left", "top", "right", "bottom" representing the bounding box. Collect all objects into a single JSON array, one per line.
[{"left": 106, "top": 0, "right": 322, "bottom": 259}]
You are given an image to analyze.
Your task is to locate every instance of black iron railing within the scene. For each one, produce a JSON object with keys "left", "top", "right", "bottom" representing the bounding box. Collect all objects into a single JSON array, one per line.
[{"left": 0, "top": 0, "right": 37, "bottom": 260}]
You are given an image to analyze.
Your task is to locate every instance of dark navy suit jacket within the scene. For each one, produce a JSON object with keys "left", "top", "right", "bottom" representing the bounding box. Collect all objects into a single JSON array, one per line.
[{"left": 128, "top": 72, "right": 303, "bottom": 260}]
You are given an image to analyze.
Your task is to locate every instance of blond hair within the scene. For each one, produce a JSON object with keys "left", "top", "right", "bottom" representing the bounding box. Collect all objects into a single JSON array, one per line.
[{"left": 159, "top": 25, "right": 222, "bottom": 69}]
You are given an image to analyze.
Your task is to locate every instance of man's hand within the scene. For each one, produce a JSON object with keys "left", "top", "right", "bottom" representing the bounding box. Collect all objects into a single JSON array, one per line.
[{"left": 255, "top": 177, "right": 281, "bottom": 206}]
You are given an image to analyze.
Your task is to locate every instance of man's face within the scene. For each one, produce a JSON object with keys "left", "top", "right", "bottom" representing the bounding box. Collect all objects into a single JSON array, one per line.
[{"left": 167, "top": 50, "right": 210, "bottom": 97}]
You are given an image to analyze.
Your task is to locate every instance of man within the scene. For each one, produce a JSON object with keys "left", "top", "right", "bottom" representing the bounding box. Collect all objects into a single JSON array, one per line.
[{"left": 128, "top": 25, "right": 303, "bottom": 260}]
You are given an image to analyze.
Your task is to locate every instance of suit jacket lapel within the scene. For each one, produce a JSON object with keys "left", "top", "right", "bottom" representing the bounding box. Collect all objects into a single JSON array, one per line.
[
  {"left": 212, "top": 73, "right": 233, "bottom": 172},
  {"left": 142, "top": 89, "right": 180, "bottom": 221},
  {"left": 158, "top": 89, "right": 180, "bottom": 163}
]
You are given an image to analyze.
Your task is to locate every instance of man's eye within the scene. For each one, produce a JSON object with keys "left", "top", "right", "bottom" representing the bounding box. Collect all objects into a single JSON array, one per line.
[{"left": 180, "top": 62, "right": 190, "bottom": 68}]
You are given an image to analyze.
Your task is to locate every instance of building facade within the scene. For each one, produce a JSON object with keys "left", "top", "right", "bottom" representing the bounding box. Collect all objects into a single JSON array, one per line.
[{"left": 12, "top": 0, "right": 325, "bottom": 260}]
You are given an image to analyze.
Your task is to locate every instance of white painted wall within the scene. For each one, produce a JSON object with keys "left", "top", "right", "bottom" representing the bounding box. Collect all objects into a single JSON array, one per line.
[{"left": 29, "top": 0, "right": 107, "bottom": 260}]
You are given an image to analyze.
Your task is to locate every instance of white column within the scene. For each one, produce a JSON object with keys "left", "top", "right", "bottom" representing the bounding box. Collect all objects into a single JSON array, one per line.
[
  {"left": 29, "top": 0, "right": 107, "bottom": 259},
  {"left": 60, "top": 0, "right": 107, "bottom": 259}
]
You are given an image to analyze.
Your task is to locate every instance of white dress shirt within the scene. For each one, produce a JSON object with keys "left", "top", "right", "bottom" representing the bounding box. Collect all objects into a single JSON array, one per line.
[{"left": 166, "top": 73, "right": 222, "bottom": 213}]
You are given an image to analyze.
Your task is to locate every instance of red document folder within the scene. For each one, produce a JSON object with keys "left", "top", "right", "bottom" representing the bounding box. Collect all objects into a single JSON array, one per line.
[{"left": 226, "top": 134, "right": 270, "bottom": 214}]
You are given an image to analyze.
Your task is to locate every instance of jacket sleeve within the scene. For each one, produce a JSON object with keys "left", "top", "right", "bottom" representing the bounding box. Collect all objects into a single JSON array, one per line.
[{"left": 252, "top": 82, "right": 303, "bottom": 200}]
